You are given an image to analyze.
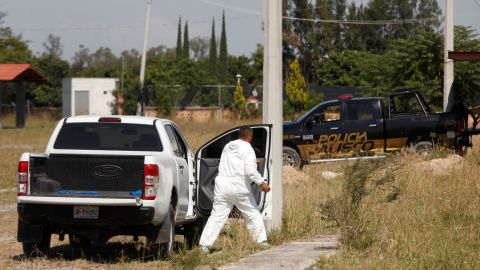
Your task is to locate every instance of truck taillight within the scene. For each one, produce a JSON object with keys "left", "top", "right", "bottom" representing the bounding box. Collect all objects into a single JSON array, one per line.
[
  {"left": 143, "top": 164, "right": 159, "bottom": 200},
  {"left": 17, "top": 161, "right": 29, "bottom": 196}
]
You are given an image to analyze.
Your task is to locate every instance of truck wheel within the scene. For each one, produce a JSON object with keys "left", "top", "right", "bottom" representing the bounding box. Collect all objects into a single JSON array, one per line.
[
  {"left": 184, "top": 215, "right": 207, "bottom": 249},
  {"left": 23, "top": 231, "right": 51, "bottom": 257},
  {"left": 148, "top": 205, "right": 175, "bottom": 260},
  {"left": 414, "top": 141, "right": 433, "bottom": 159},
  {"left": 68, "top": 234, "right": 92, "bottom": 249},
  {"left": 283, "top": 146, "right": 302, "bottom": 168}
]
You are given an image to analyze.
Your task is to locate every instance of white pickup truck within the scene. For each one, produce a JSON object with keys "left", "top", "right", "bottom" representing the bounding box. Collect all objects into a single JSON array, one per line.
[{"left": 16, "top": 115, "right": 272, "bottom": 258}]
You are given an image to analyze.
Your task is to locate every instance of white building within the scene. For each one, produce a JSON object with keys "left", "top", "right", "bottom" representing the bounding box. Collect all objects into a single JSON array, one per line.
[{"left": 62, "top": 78, "right": 118, "bottom": 117}]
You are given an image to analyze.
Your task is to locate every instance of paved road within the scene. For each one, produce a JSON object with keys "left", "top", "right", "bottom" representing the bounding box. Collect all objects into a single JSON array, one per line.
[{"left": 219, "top": 235, "right": 339, "bottom": 270}]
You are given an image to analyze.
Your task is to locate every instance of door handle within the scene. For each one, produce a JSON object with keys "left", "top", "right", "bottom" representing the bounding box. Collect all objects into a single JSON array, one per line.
[
  {"left": 369, "top": 124, "right": 378, "bottom": 127},
  {"left": 330, "top": 127, "right": 339, "bottom": 130},
  {"left": 179, "top": 165, "right": 184, "bottom": 174}
]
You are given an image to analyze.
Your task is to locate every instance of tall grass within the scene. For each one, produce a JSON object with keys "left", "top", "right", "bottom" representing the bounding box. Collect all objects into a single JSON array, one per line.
[
  {"left": 0, "top": 113, "right": 338, "bottom": 269},
  {"left": 0, "top": 114, "right": 255, "bottom": 189},
  {"left": 318, "top": 141, "right": 480, "bottom": 269},
  {"left": 0, "top": 113, "right": 56, "bottom": 189}
]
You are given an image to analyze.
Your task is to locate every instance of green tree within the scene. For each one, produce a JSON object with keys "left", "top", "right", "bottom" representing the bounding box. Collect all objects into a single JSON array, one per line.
[
  {"left": 219, "top": 11, "right": 228, "bottom": 83},
  {"left": 176, "top": 17, "right": 182, "bottom": 58},
  {"left": 333, "top": 0, "right": 347, "bottom": 50},
  {"left": 232, "top": 80, "right": 246, "bottom": 119},
  {"left": 42, "top": 34, "right": 63, "bottom": 58},
  {"left": 71, "top": 45, "right": 92, "bottom": 74},
  {"left": 29, "top": 34, "right": 70, "bottom": 107},
  {"left": 31, "top": 54, "right": 70, "bottom": 107},
  {"left": 417, "top": 0, "right": 442, "bottom": 31},
  {"left": 344, "top": 2, "right": 366, "bottom": 51},
  {"left": 209, "top": 18, "right": 217, "bottom": 76},
  {"left": 452, "top": 25, "right": 480, "bottom": 106},
  {"left": 183, "top": 20, "right": 189, "bottom": 58},
  {"left": 0, "top": 13, "right": 32, "bottom": 63},
  {"left": 386, "top": 30, "right": 443, "bottom": 108},
  {"left": 190, "top": 37, "right": 209, "bottom": 60},
  {"left": 291, "top": 0, "right": 315, "bottom": 81},
  {"left": 286, "top": 59, "right": 309, "bottom": 115}
]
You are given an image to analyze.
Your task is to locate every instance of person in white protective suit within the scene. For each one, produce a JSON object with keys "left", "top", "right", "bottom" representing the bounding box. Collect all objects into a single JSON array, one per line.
[{"left": 199, "top": 126, "right": 271, "bottom": 253}]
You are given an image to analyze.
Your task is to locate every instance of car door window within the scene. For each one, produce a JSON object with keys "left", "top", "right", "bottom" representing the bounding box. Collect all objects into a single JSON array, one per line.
[
  {"left": 165, "top": 125, "right": 183, "bottom": 158},
  {"left": 313, "top": 103, "right": 341, "bottom": 123},
  {"left": 345, "top": 100, "right": 380, "bottom": 121},
  {"left": 172, "top": 126, "right": 188, "bottom": 160},
  {"left": 201, "top": 128, "right": 267, "bottom": 159},
  {"left": 390, "top": 94, "right": 424, "bottom": 115}
]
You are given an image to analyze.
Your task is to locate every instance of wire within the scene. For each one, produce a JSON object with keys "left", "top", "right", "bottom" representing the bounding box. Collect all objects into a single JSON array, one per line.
[
  {"left": 14, "top": 14, "right": 258, "bottom": 32},
  {"left": 282, "top": 16, "right": 440, "bottom": 25},
  {"left": 197, "top": 0, "right": 440, "bottom": 25},
  {"left": 475, "top": 0, "right": 480, "bottom": 7},
  {"left": 196, "top": 0, "right": 262, "bottom": 15}
]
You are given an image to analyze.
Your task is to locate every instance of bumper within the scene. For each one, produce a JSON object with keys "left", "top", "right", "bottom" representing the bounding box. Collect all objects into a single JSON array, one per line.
[{"left": 17, "top": 203, "right": 155, "bottom": 227}]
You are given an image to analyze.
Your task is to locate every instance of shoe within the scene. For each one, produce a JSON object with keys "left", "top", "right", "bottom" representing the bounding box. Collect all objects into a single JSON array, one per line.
[
  {"left": 199, "top": 245, "right": 210, "bottom": 254},
  {"left": 259, "top": 241, "right": 270, "bottom": 248}
]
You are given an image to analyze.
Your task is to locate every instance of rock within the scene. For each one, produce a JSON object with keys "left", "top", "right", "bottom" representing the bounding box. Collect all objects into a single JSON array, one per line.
[{"left": 320, "top": 171, "right": 343, "bottom": 179}]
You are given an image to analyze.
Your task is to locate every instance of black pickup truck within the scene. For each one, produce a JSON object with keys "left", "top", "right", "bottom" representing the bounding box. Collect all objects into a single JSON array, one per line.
[{"left": 283, "top": 90, "right": 470, "bottom": 167}]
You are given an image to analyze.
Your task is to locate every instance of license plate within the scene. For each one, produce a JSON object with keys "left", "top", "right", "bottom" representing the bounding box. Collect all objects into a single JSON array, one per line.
[
  {"left": 447, "top": 131, "right": 455, "bottom": 139},
  {"left": 73, "top": 206, "right": 99, "bottom": 219}
]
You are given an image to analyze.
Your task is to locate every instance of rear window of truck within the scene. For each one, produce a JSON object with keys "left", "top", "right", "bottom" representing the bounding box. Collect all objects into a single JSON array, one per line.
[{"left": 54, "top": 123, "right": 163, "bottom": 151}]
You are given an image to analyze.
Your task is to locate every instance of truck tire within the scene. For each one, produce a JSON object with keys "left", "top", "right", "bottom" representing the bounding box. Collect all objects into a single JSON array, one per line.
[
  {"left": 414, "top": 141, "right": 433, "bottom": 159},
  {"left": 283, "top": 146, "right": 302, "bottom": 168},
  {"left": 148, "top": 205, "right": 175, "bottom": 260},
  {"left": 184, "top": 214, "right": 207, "bottom": 248},
  {"left": 23, "top": 231, "right": 51, "bottom": 257}
]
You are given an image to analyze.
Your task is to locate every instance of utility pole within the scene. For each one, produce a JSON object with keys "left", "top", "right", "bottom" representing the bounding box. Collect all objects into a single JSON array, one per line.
[
  {"left": 139, "top": 0, "right": 152, "bottom": 116},
  {"left": 262, "top": 0, "right": 269, "bottom": 121},
  {"left": 443, "top": 0, "right": 454, "bottom": 112},
  {"left": 263, "top": 0, "right": 283, "bottom": 231}
]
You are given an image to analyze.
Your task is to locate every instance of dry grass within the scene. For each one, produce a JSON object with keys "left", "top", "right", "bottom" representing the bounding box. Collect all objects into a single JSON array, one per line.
[
  {"left": 317, "top": 136, "right": 480, "bottom": 269},
  {"left": 4, "top": 113, "right": 478, "bottom": 269},
  {"left": 0, "top": 113, "right": 56, "bottom": 189},
  {"left": 0, "top": 114, "right": 336, "bottom": 269},
  {"left": 171, "top": 116, "right": 261, "bottom": 153}
]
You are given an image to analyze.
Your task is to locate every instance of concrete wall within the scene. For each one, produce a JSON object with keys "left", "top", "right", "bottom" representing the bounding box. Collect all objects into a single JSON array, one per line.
[
  {"left": 62, "top": 78, "right": 117, "bottom": 117},
  {"left": 145, "top": 106, "right": 233, "bottom": 122}
]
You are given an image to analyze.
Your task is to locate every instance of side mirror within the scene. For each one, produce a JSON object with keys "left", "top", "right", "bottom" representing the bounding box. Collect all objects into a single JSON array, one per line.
[
  {"left": 306, "top": 119, "right": 314, "bottom": 129},
  {"left": 313, "top": 115, "right": 321, "bottom": 123}
]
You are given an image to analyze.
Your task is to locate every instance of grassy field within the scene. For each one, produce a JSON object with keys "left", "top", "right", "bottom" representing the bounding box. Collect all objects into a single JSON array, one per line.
[
  {"left": 316, "top": 137, "right": 480, "bottom": 269},
  {"left": 2, "top": 114, "right": 479, "bottom": 269},
  {"left": 0, "top": 114, "right": 338, "bottom": 269}
]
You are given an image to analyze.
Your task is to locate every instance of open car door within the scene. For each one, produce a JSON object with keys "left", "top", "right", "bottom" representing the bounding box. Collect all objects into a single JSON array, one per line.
[{"left": 195, "top": 125, "right": 272, "bottom": 218}]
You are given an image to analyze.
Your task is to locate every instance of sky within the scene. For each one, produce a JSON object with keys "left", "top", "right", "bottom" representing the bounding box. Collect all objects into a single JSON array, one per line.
[{"left": 0, "top": 0, "right": 479, "bottom": 62}]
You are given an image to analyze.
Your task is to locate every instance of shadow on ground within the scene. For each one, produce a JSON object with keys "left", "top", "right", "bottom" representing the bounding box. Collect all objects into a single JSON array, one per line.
[{"left": 13, "top": 241, "right": 184, "bottom": 263}]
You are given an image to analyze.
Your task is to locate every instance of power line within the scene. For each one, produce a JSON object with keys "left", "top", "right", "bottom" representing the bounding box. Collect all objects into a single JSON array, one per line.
[
  {"left": 196, "top": 0, "right": 262, "bottom": 15},
  {"left": 283, "top": 16, "right": 440, "bottom": 25},
  {"left": 14, "top": 14, "right": 258, "bottom": 32},
  {"left": 197, "top": 0, "right": 440, "bottom": 25},
  {"left": 474, "top": 0, "right": 480, "bottom": 7}
]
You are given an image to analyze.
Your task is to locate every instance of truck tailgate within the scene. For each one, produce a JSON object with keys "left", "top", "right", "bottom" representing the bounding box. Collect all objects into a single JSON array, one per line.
[{"left": 30, "top": 154, "right": 144, "bottom": 198}]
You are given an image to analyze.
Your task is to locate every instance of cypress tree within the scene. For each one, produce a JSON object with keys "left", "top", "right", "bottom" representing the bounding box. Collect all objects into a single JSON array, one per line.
[
  {"left": 176, "top": 17, "right": 182, "bottom": 58},
  {"left": 219, "top": 11, "right": 228, "bottom": 83},
  {"left": 208, "top": 18, "right": 217, "bottom": 75},
  {"left": 183, "top": 20, "right": 189, "bottom": 58}
]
